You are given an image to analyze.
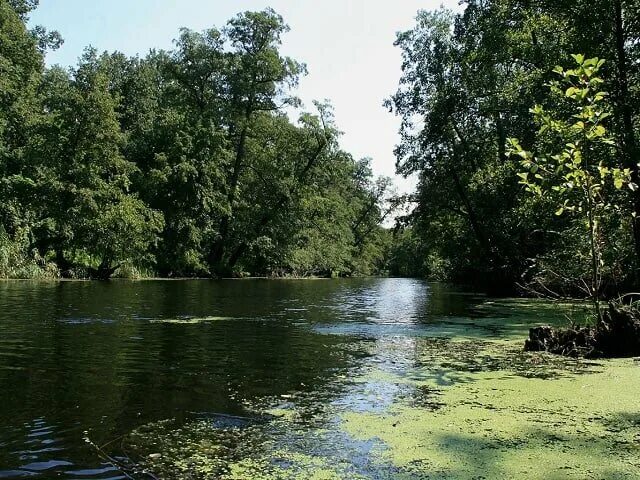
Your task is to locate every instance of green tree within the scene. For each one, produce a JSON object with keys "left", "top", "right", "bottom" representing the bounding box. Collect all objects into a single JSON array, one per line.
[
  {"left": 508, "top": 56, "right": 635, "bottom": 318},
  {"left": 0, "top": 0, "right": 43, "bottom": 235},
  {"left": 31, "top": 51, "right": 163, "bottom": 278},
  {"left": 207, "top": 8, "right": 305, "bottom": 275}
]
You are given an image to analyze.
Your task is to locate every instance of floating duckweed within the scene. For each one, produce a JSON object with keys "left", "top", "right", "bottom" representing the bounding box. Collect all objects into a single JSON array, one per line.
[
  {"left": 343, "top": 354, "right": 640, "bottom": 479},
  {"left": 125, "top": 413, "right": 372, "bottom": 479},
  {"left": 124, "top": 299, "right": 640, "bottom": 479}
]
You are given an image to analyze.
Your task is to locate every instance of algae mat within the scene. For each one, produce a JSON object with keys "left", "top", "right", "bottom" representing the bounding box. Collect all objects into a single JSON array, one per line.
[
  {"left": 126, "top": 299, "right": 640, "bottom": 479},
  {"left": 343, "top": 341, "right": 640, "bottom": 479}
]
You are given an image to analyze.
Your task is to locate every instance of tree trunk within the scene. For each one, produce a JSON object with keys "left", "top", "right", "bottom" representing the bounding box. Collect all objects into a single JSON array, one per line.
[
  {"left": 613, "top": 0, "right": 640, "bottom": 268},
  {"left": 448, "top": 152, "right": 493, "bottom": 260},
  {"left": 495, "top": 112, "right": 507, "bottom": 164},
  {"left": 224, "top": 132, "right": 328, "bottom": 271},
  {"left": 89, "top": 259, "right": 120, "bottom": 280},
  {"left": 54, "top": 247, "right": 73, "bottom": 278},
  {"left": 208, "top": 121, "right": 249, "bottom": 275}
]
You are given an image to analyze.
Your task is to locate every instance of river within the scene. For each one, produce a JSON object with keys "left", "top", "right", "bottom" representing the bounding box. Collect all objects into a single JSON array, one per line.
[{"left": 0, "top": 279, "right": 638, "bottom": 479}]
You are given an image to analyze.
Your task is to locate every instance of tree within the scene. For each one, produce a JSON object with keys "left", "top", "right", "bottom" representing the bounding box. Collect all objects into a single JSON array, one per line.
[
  {"left": 0, "top": 0, "right": 43, "bottom": 236},
  {"left": 508, "top": 56, "right": 635, "bottom": 318},
  {"left": 207, "top": 8, "right": 305, "bottom": 275},
  {"left": 388, "top": 8, "right": 522, "bottom": 290},
  {"left": 31, "top": 51, "right": 163, "bottom": 278}
]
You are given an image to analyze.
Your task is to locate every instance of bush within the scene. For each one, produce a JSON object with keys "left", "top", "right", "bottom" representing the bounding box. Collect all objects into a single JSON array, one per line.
[{"left": 0, "top": 228, "right": 58, "bottom": 279}]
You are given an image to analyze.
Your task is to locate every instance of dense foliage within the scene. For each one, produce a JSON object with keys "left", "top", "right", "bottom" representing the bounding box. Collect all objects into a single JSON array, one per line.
[
  {"left": 0, "top": 1, "right": 394, "bottom": 278},
  {"left": 388, "top": 0, "right": 640, "bottom": 295},
  {"left": 509, "top": 56, "right": 635, "bottom": 315},
  {"left": 4, "top": 0, "right": 639, "bottom": 293}
]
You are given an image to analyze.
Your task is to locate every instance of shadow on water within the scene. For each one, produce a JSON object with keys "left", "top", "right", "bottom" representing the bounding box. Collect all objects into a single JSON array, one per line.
[
  {"left": 0, "top": 279, "right": 379, "bottom": 477},
  {"left": 0, "top": 279, "right": 622, "bottom": 478}
]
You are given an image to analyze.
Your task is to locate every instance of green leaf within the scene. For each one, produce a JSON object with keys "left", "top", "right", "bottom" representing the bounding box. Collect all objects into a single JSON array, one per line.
[{"left": 571, "top": 53, "right": 585, "bottom": 65}]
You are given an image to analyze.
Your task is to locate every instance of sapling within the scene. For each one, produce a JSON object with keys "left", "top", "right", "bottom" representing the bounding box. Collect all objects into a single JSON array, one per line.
[{"left": 507, "top": 55, "right": 636, "bottom": 321}]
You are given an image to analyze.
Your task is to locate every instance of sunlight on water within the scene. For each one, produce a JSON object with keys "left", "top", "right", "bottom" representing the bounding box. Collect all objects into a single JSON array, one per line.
[{"left": 0, "top": 279, "right": 626, "bottom": 479}]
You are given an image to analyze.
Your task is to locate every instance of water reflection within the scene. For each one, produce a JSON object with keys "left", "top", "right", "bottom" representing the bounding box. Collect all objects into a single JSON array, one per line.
[
  {"left": 0, "top": 279, "right": 394, "bottom": 476},
  {"left": 0, "top": 279, "right": 562, "bottom": 477}
]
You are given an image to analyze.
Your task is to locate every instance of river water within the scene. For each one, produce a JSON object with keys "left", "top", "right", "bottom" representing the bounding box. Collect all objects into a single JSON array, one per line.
[
  {"left": 0, "top": 279, "right": 470, "bottom": 477},
  {"left": 1, "top": 279, "right": 635, "bottom": 479}
]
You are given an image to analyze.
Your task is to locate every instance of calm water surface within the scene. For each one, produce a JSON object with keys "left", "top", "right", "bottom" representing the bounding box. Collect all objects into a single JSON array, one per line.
[{"left": 0, "top": 278, "right": 516, "bottom": 478}]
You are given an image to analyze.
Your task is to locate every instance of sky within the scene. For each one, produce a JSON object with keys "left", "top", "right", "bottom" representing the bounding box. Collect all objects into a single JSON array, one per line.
[{"left": 30, "top": 0, "right": 462, "bottom": 196}]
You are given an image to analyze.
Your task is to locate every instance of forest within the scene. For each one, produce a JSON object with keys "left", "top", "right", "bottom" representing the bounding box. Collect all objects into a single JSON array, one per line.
[
  {"left": 2, "top": 0, "right": 640, "bottom": 299},
  {"left": 387, "top": 0, "right": 640, "bottom": 299},
  {"left": 0, "top": 0, "right": 395, "bottom": 280}
]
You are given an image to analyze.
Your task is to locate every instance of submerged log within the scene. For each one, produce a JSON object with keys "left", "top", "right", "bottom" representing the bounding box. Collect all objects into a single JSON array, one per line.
[
  {"left": 525, "top": 325, "right": 597, "bottom": 357},
  {"left": 525, "top": 302, "right": 640, "bottom": 358}
]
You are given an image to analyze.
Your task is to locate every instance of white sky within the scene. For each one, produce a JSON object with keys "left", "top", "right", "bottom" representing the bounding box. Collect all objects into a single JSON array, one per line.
[{"left": 30, "top": 1, "right": 462, "bottom": 196}]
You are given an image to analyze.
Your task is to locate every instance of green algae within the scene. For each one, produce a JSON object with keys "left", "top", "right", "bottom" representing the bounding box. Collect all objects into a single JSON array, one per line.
[
  {"left": 124, "top": 415, "right": 370, "bottom": 480},
  {"left": 466, "top": 299, "right": 594, "bottom": 340},
  {"left": 224, "top": 451, "right": 366, "bottom": 480},
  {"left": 122, "top": 297, "right": 640, "bottom": 479},
  {"left": 148, "top": 316, "right": 238, "bottom": 324},
  {"left": 342, "top": 346, "right": 640, "bottom": 479}
]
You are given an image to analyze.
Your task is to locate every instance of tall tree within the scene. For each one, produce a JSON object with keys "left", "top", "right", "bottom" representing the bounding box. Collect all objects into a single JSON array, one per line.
[
  {"left": 30, "top": 51, "right": 163, "bottom": 278},
  {"left": 0, "top": 0, "right": 43, "bottom": 235},
  {"left": 207, "top": 8, "right": 305, "bottom": 275}
]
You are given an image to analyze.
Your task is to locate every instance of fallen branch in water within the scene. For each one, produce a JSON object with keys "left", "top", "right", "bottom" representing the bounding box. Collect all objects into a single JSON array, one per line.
[{"left": 83, "top": 432, "right": 160, "bottom": 480}]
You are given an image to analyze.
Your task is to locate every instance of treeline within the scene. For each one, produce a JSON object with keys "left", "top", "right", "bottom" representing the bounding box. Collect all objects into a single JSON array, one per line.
[
  {"left": 388, "top": 0, "right": 640, "bottom": 295},
  {"left": 0, "top": 0, "right": 394, "bottom": 279}
]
